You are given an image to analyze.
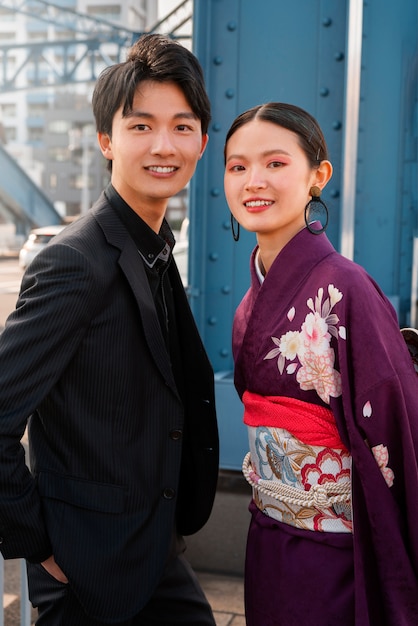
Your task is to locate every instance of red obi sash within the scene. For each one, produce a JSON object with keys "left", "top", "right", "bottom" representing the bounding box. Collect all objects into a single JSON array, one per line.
[{"left": 242, "top": 391, "right": 347, "bottom": 451}]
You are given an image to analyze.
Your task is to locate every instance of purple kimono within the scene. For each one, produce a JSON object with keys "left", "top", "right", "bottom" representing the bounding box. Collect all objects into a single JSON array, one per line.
[{"left": 233, "top": 226, "right": 418, "bottom": 625}]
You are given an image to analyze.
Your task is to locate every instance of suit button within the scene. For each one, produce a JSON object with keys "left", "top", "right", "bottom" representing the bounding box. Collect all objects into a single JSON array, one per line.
[
  {"left": 169, "top": 429, "right": 182, "bottom": 441},
  {"left": 163, "top": 488, "right": 175, "bottom": 499}
]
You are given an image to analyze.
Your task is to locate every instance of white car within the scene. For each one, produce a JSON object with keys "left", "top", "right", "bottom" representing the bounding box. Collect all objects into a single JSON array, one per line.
[
  {"left": 173, "top": 217, "right": 189, "bottom": 286},
  {"left": 19, "top": 224, "right": 66, "bottom": 269}
]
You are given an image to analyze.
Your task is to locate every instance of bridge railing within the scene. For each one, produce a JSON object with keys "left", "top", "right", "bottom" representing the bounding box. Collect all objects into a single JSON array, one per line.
[
  {"left": 0, "top": 557, "right": 31, "bottom": 626},
  {"left": 0, "top": 143, "right": 62, "bottom": 233}
]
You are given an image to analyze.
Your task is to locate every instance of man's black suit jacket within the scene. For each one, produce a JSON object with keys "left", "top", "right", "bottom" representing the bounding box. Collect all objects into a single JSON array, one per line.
[{"left": 0, "top": 193, "right": 219, "bottom": 621}]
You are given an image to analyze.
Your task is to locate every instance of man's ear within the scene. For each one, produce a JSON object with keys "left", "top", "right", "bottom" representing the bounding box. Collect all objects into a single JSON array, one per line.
[
  {"left": 97, "top": 132, "right": 113, "bottom": 160},
  {"left": 199, "top": 133, "right": 209, "bottom": 159}
]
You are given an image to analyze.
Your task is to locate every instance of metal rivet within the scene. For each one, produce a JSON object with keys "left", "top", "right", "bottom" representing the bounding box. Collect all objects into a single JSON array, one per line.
[
  {"left": 210, "top": 188, "right": 220, "bottom": 197},
  {"left": 208, "top": 316, "right": 217, "bottom": 325},
  {"left": 213, "top": 55, "right": 223, "bottom": 65},
  {"left": 335, "top": 51, "right": 344, "bottom": 61},
  {"left": 225, "top": 88, "right": 235, "bottom": 99},
  {"left": 222, "top": 220, "right": 231, "bottom": 230},
  {"left": 320, "top": 87, "right": 329, "bottom": 97},
  {"left": 209, "top": 252, "right": 219, "bottom": 261},
  {"left": 227, "top": 21, "right": 237, "bottom": 31},
  {"left": 212, "top": 122, "right": 221, "bottom": 132},
  {"left": 330, "top": 189, "right": 340, "bottom": 198},
  {"left": 333, "top": 120, "right": 342, "bottom": 130},
  {"left": 221, "top": 285, "right": 231, "bottom": 294},
  {"left": 322, "top": 17, "right": 332, "bottom": 27},
  {"left": 220, "top": 348, "right": 229, "bottom": 357}
]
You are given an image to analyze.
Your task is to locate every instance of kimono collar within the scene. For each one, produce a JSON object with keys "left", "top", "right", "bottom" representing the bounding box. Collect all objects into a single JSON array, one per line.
[
  {"left": 250, "top": 227, "right": 335, "bottom": 293},
  {"left": 254, "top": 249, "right": 265, "bottom": 284}
]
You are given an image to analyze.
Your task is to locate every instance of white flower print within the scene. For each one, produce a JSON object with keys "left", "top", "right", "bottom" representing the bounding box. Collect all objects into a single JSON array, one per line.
[
  {"left": 328, "top": 284, "right": 343, "bottom": 307},
  {"left": 264, "top": 284, "right": 345, "bottom": 404},
  {"left": 280, "top": 331, "right": 302, "bottom": 361}
]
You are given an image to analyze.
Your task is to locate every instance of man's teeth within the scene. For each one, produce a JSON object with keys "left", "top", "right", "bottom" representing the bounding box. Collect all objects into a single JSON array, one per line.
[
  {"left": 245, "top": 200, "right": 273, "bottom": 207},
  {"left": 148, "top": 166, "right": 176, "bottom": 173}
]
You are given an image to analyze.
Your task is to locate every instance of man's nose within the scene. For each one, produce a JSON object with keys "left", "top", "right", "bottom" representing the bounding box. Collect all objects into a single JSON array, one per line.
[{"left": 150, "top": 130, "right": 175, "bottom": 155}]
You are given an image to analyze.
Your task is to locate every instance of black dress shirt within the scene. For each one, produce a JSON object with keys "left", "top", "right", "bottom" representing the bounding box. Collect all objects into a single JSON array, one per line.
[{"left": 104, "top": 184, "right": 185, "bottom": 399}]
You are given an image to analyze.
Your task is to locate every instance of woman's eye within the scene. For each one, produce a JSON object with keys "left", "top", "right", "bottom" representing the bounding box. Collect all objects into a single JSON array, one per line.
[
  {"left": 268, "top": 161, "right": 284, "bottom": 168},
  {"left": 230, "top": 164, "right": 245, "bottom": 172}
]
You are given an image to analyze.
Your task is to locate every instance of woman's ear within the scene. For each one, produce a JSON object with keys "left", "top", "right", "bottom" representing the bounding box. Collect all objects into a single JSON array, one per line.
[{"left": 314, "top": 159, "right": 333, "bottom": 190}]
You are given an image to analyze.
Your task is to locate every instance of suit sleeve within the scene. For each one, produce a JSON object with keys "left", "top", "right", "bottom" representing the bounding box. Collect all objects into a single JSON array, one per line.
[{"left": 0, "top": 243, "right": 104, "bottom": 560}]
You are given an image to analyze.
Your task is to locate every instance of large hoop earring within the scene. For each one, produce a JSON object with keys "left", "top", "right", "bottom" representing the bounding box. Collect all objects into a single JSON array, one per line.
[
  {"left": 304, "top": 186, "right": 329, "bottom": 235},
  {"left": 231, "top": 213, "right": 240, "bottom": 242}
]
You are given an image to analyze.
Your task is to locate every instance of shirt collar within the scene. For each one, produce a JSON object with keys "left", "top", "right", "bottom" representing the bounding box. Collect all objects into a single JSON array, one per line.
[{"left": 104, "top": 183, "right": 174, "bottom": 268}]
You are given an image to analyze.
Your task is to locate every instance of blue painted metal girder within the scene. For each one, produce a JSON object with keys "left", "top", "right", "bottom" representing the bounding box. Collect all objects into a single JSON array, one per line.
[{"left": 354, "top": 0, "right": 418, "bottom": 321}]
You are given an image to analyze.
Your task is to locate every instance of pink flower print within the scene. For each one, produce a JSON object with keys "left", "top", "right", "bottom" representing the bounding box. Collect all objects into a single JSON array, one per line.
[
  {"left": 287, "top": 307, "right": 295, "bottom": 322},
  {"left": 296, "top": 347, "right": 342, "bottom": 404},
  {"left": 363, "top": 401, "right": 372, "bottom": 418},
  {"left": 301, "top": 449, "right": 351, "bottom": 491},
  {"left": 264, "top": 283, "right": 345, "bottom": 402},
  {"left": 301, "top": 312, "right": 330, "bottom": 354},
  {"left": 372, "top": 444, "right": 394, "bottom": 487}
]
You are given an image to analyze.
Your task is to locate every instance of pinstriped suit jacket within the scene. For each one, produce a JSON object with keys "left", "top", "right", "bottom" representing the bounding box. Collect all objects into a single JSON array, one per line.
[{"left": 0, "top": 192, "right": 219, "bottom": 621}]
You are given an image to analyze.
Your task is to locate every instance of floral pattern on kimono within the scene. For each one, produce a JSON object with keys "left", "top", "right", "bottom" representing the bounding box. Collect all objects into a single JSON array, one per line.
[{"left": 260, "top": 282, "right": 394, "bottom": 486}]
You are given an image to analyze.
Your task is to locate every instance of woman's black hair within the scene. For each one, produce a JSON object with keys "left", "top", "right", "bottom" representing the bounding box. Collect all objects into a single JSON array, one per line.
[{"left": 224, "top": 102, "right": 328, "bottom": 167}]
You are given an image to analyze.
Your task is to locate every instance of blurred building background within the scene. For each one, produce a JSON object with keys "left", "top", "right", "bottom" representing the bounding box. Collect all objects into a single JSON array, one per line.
[{"left": 0, "top": 0, "right": 190, "bottom": 225}]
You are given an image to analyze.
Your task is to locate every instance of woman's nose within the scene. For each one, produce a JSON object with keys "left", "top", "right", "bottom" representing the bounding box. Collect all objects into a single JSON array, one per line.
[{"left": 245, "top": 168, "right": 267, "bottom": 190}]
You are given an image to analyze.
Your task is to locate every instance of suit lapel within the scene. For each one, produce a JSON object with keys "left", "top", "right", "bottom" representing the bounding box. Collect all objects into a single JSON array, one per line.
[{"left": 93, "top": 198, "right": 179, "bottom": 397}]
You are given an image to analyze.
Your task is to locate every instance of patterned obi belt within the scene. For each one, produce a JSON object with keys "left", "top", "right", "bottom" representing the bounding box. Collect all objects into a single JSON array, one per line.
[{"left": 242, "top": 391, "right": 353, "bottom": 533}]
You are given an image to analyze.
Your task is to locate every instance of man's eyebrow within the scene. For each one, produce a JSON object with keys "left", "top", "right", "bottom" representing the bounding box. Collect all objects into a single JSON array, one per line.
[{"left": 125, "top": 110, "right": 198, "bottom": 121}]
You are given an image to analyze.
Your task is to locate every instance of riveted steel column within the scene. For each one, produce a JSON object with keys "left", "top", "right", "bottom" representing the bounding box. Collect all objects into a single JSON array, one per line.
[{"left": 190, "top": 0, "right": 242, "bottom": 373}]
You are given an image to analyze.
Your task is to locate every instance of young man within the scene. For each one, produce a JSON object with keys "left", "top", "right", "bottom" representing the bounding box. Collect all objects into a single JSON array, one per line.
[{"left": 0, "top": 34, "right": 219, "bottom": 625}]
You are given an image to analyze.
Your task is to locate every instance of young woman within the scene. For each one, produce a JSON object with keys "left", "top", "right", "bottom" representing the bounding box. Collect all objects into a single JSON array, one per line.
[{"left": 224, "top": 102, "right": 418, "bottom": 625}]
